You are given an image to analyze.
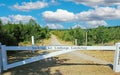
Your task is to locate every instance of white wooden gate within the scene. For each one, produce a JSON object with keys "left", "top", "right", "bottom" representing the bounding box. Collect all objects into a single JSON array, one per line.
[{"left": 0, "top": 43, "right": 120, "bottom": 73}]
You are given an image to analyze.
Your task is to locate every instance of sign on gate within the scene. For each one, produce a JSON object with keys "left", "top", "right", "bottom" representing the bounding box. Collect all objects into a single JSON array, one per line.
[{"left": 46, "top": 46, "right": 87, "bottom": 50}]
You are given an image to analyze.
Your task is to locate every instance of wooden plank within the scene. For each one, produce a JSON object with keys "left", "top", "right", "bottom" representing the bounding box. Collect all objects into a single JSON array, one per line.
[
  {"left": 1, "top": 45, "right": 8, "bottom": 70},
  {"left": 6, "top": 46, "right": 32, "bottom": 50},
  {"left": 113, "top": 43, "right": 120, "bottom": 72},
  {"left": 6, "top": 46, "right": 46, "bottom": 51},
  {"left": 46, "top": 46, "right": 115, "bottom": 50},
  {"left": 6, "top": 46, "right": 115, "bottom": 51},
  {"left": 0, "top": 43, "right": 2, "bottom": 73}
]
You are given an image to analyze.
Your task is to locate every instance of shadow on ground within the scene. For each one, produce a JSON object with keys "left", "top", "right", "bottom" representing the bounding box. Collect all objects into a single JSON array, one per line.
[
  {"left": 1, "top": 50, "right": 115, "bottom": 75},
  {"left": 2, "top": 56, "right": 114, "bottom": 75},
  {"left": 2, "top": 55, "right": 68, "bottom": 75}
]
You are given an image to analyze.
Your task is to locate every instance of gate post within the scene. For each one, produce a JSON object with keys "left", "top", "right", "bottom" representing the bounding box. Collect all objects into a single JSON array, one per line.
[
  {"left": 75, "top": 39, "right": 77, "bottom": 46},
  {"left": 113, "top": 43, "right": 120, "bottom": 72},
  {"left": 31, "top": 36, "right": 35, "bottom": 52},
  {"left": 31, "top": 36, "right": 35, "bottom": 46},
  {"left": 0, "top": 43, "right": 3, "bottom": 73}
]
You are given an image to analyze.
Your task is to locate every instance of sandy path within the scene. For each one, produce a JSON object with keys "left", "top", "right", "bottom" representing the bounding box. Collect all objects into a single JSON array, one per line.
[{"left": 49, "top": 35, "right": 112, "bottom": 64}]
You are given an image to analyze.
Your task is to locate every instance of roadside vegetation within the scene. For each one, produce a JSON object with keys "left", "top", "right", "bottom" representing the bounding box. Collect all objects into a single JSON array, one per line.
[
  {"left": 0, "top": 19, "right": 50, "bottom": 46},
  {"left": 0, "top": 18, "right": 120, "bottom": 46},
  {"left": 52, "top": 26, "right": 120, "bottom": 45}
]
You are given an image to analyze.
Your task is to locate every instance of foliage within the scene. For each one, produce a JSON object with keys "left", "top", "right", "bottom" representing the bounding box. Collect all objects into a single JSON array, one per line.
[
  {"left": 52, "top": 26, "right": 120, "bottom": 45},
  {"left": 0, "top": 19, "right": 50, "bottom": 46}
]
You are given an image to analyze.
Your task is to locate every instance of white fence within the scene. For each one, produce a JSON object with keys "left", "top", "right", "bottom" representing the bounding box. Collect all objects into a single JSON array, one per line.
[
  {"left": 0, "top": 43, "right": 120, "bottom": 73},
  {"left": 114, "top": 43, "right": 120, "bottom": 72}
]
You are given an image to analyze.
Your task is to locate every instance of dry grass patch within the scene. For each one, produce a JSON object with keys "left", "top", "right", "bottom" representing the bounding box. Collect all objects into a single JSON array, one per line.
[
  {"left": 79, "top": 50, "right": 114, "bottom": 63},
  {"left": 18, "top": 38, "right": 51, "bottom": 46}
]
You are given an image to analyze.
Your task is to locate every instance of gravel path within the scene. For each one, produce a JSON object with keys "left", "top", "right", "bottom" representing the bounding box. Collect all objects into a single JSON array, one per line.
[
  {"left": 49, "top": 35, "right": 112, "bottom": 64},
  {"left": 70, "top": 52, "right": 112, "bottom": 64}
]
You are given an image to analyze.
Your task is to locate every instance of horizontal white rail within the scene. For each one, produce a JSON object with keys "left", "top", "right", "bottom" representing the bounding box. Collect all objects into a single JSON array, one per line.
[
  {"left": 6, "top": 46, "right": 116, "bottom": 51},
  {"left": 6, "top": 46, "right": 46, "bottom": 50},
  {"left": 46, "top": 46, "right": 116, "bottom": 50}
]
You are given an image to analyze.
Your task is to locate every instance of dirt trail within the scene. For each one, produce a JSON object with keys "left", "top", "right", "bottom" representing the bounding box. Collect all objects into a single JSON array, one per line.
[
  {"left": 49, "top": 35, "right": 62, "bottom": 45},
  {"left": 49, "top": 35, "right": 112, "bottom": 64}
]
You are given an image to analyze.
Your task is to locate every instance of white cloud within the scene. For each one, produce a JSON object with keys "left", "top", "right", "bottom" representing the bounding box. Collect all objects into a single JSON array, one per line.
[
  {"left": 42, "top": 9, "right": 75, "bottom": 22},
  {"left": 12, "top": 1, "right": 48, "bottom": 11},
  {"left": 0, "top": 14, "right": 36, "bottom": 24},
  {"left": 43, "top": 7, "right": 120, "bottom": 23},
  {"left": 72, "top": 24, "right": 91, "bottom": 29},
  {"left": 9, "top": 14, "right": 35, "bottom": 23},
  {"left": 50, "top": 0, "right": 60, "bottom": 5},
  {"left": 42, "top": 7, "right": 120, "bottom": 28},
  {"left": 46, "top": 24, "right": 64, "bottom": 29},
  {"left": 72, "top": 24, "right": 81, "bottom": 29},
  {"left": 69, "top": 0, "right": 120, "bottom": 7},
  {"left": 0, "top": 3, "right": 5, "bottom": 7},
  {"left": 0, "top": 17, "right": 11, "bottom": 24},
  {"left": 71, "top": 21, "right": 107, "bottom": 29},
  {"left": 76, "top": 7, "right": 120, "bottom": 21},
  {"left": 87, "top": 20, "right": 107, "bottom": 28},
  {"left": 51, "top": 0, "right": 56, "bottom": 3}
]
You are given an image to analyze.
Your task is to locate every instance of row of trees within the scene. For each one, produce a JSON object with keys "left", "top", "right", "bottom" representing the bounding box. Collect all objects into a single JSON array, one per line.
[
  {"left": 0, "top": 19, "right": 50, "bottom": 46},
  {"left": 52, "top": 26, "right": 120, "bottom": 45}
]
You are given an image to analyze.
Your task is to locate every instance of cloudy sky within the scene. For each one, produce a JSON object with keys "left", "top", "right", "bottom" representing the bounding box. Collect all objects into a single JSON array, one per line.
[{"left": 0, "top": 0, "right": 120, "bottom": 29}]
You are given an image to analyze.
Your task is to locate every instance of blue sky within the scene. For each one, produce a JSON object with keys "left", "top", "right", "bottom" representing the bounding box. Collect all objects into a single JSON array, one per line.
[{"left": 0, "top": 0, "right": 120, "bottom": 29}]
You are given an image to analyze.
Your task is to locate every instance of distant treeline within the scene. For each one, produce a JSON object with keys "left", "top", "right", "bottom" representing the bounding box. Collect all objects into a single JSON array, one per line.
[
  {"left": 52, "top": 26, "right": 120, "bottom": 45},
  {"left": 0, "top": 19, "right": 50, "bottom": 46}
]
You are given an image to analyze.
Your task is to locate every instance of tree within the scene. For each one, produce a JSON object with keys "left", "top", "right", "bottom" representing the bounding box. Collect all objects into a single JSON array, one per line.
[{"left": 1, "top": 19, "right": 51, "bottom": 45}]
